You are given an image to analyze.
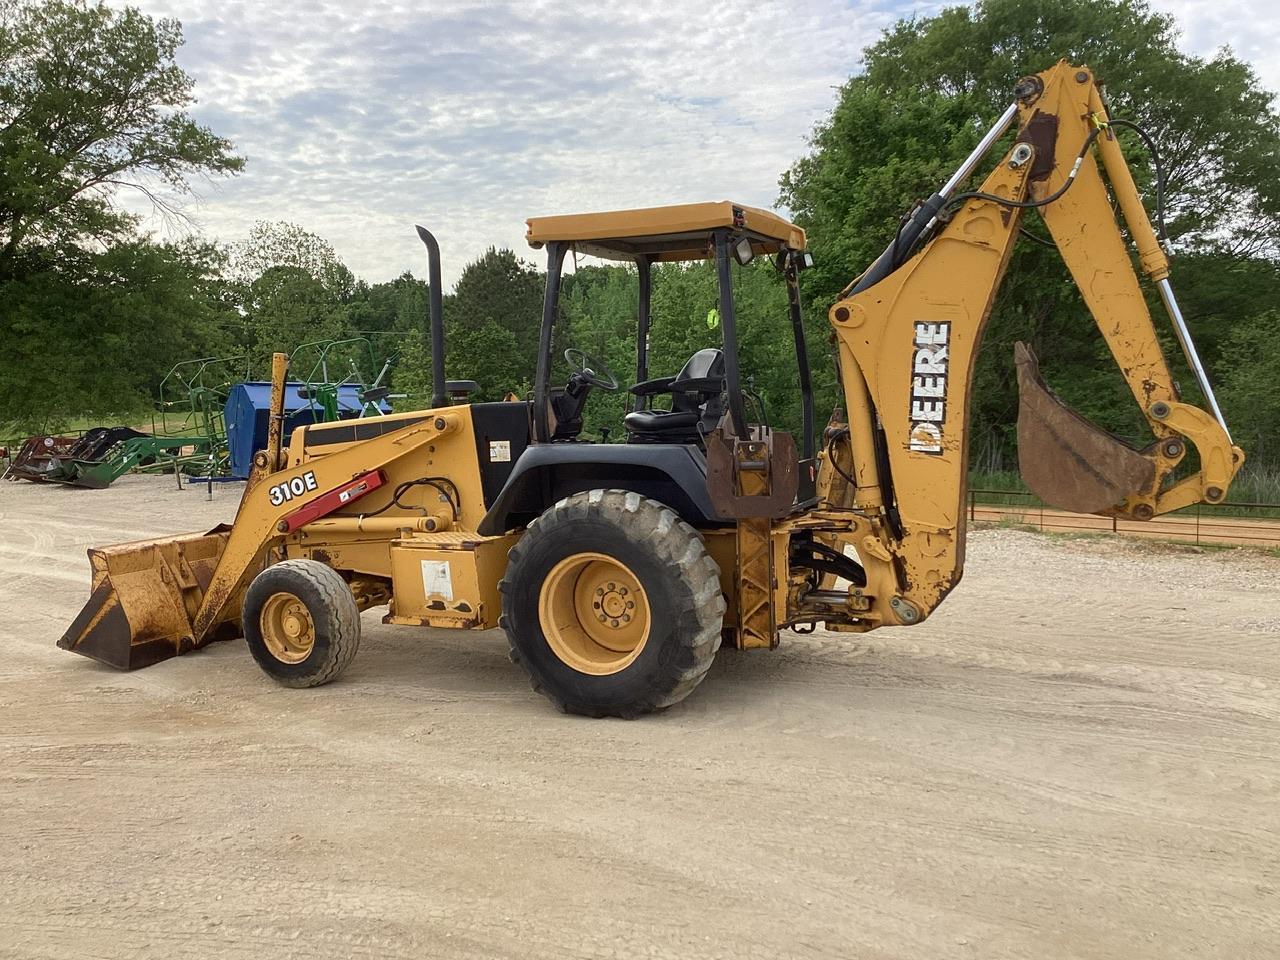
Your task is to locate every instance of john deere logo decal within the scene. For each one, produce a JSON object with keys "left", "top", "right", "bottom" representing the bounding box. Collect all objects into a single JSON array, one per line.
[{"left": 909, "top": 321, "right": 950, "bottom": 455}]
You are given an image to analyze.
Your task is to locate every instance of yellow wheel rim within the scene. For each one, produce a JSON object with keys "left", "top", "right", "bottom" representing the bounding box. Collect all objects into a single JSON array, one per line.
[
  {"left": 537, "top": 552, "right": 651, "bottom": 676},
  {"left": 260, "top": 592, "right": 316, "bottom": 664}
]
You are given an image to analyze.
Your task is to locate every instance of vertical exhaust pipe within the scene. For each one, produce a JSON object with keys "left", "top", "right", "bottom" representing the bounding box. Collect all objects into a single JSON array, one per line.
[{"left": 415, "top": 225, "right": 447, "bottom": 408}]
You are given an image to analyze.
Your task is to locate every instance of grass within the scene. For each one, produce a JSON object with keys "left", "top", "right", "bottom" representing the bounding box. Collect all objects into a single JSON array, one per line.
[
  {"left": 1, "top": 408, "right": 214, "bottom": 450},
  {"left": 969, "top": 467, "right": 1280, "bottom": 519}
]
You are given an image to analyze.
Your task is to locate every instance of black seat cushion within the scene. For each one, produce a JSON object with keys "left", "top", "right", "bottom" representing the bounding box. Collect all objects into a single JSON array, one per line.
[{"left": 623, "top": 408, "right": 700, "bottom": 434}]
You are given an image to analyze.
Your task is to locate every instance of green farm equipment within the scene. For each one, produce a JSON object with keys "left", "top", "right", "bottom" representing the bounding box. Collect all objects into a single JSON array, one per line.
[
  {"left": 289, "top": 336, "right": 404, "bottom": 422},
  {"left": 6, "top": 355, "right": 248, "bottom": 489}
]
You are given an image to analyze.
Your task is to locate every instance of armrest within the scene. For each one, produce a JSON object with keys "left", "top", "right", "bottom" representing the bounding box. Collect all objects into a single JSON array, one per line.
[
  {"left": 628, "top": 376, "right": 677, "bottom": 397},
  {"left": 668, "top": 376, "right": 725, "bottom": 395}
]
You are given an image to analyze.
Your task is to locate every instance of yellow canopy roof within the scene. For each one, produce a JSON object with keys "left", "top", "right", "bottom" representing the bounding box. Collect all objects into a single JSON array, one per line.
[{"left": 525, "top": 201, "right": 807, "bottom": 263}]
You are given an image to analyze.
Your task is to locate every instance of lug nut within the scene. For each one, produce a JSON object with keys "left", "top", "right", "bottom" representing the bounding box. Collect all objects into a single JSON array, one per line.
[{"left": 610, "top": 619, "right": 619, "bottom": 628}]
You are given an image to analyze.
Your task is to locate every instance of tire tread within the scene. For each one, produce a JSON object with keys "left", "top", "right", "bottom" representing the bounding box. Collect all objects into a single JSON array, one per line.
[{"left": 500, "top": 489, "right": 725, "bottom": 717}]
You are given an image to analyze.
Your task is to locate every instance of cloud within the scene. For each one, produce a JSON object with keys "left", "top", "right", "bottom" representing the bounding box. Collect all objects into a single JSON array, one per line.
[
  {"left": 112, "top": 0, "right": 896, "bottom": 285},
  {"left": 110, "top": 0, "right": 1277, "bottom": 288},
  {"left": 1153, "top": 0, "right": 1280, "bottom": 93}
]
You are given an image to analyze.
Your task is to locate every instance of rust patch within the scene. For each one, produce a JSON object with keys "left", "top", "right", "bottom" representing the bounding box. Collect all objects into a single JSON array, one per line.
[
  {"left": 1015, "top": 111, "right": 1059, "bottom": 182},
  {"left": 705, "top": 429, "right": 799, "bottom": 520}
]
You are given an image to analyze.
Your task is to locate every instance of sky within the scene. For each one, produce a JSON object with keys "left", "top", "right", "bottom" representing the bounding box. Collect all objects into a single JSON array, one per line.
[{"left": 109, "top": 0, "right": 1280, "bottom": 288}]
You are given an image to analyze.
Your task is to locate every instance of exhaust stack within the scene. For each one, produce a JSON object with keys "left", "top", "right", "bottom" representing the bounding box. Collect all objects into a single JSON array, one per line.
[{"left": 415, "top": 225, "right": 447, "bottom": 408}]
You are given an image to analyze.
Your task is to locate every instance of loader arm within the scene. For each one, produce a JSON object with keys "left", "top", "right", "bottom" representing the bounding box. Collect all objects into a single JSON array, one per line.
[
  {"left": 822, "top": 60, "right": 1244, "bottom": 627},
  {"left": 59, "top": 397, "right": 466, "bottom": 669}
]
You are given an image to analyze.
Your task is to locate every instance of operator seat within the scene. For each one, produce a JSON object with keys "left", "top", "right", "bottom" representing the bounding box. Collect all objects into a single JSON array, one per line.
[{"left": 624, "top": 348, "right": 726, "bottom": 444}]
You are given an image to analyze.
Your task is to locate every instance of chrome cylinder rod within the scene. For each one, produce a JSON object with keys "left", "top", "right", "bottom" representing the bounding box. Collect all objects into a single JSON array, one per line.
[
  {"left": 940, "top": 103, "right": 1020, "bottom": 198},
  {"left": 1157, "top": 278, "right": 1231, "bottom": 441}
]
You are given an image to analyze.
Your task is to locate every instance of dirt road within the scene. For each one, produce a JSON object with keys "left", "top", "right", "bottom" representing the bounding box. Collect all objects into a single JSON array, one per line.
[{"left": 1, "top": 475, "right": 1277, "bottom": 959}]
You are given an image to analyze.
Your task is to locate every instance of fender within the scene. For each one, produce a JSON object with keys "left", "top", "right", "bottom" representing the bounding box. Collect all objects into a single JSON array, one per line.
[{"left": 477, "top": 443, "right": 725, "bottom": 535}]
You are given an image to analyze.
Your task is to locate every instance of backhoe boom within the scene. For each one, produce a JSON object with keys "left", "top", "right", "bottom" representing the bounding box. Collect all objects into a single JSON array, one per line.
[{"left": 821, "top": 60, "right": 1244, "bottom": 628}]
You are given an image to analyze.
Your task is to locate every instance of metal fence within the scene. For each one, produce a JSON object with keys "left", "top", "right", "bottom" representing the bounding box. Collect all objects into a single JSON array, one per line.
[{"left": 969, "top": 488, "right": 1280, "bottom": 549}]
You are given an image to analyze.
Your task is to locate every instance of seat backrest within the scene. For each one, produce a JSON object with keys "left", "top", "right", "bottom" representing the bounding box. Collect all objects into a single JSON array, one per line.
[
  {"left": 671, "top": 348, "right": 724, "bottom": 415},
  {"left": 675, "top": 348, "right": 724, "bottom": 382}
]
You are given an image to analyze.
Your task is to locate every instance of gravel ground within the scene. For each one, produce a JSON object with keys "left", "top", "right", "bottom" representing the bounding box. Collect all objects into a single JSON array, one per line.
[{"left": 1, "top": 474, "right": 1278, "bottom": 959}]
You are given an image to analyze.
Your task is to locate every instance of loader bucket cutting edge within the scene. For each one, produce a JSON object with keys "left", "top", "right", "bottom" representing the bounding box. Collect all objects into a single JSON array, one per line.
[
  {"left": 1014, "top": 342, "right": 1155, "bottom": 515},
  {"left": 58, "top": 526, "right": 243, "bottom": 670}
]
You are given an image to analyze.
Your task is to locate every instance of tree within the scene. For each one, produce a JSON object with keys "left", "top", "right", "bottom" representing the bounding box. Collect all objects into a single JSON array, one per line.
[
  {"left": 1218, "top": 309, "right": 1280, "bottom": 467},
  {"left": 0, "top": 0, "right": 242, "bottom": 429},
  {"left": 0, "top": 0, "right": 242, "bottom": 274},
  {"left": 230, "top": 221, "right": 354, "bottom": 300},
  {"left": 780, "top": 0, "right": 1280, "bottom": 471},
  {"left": 0, "top": 239, "right": 236, "bottom": 425},
  {"left": 442, "top": 247, "right": 545, "bottom": 401},
  {"left": 230, "top": 222, "right": 361, "bottom": 359}
]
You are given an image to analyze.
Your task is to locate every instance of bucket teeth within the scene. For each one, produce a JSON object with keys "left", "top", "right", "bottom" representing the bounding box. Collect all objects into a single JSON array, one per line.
[
  {"left": 1014, "top": 342, "right": 1155, "bottom": 514},
  {"left": 58, "top": 527, "right": 241, "bottom": 670}
]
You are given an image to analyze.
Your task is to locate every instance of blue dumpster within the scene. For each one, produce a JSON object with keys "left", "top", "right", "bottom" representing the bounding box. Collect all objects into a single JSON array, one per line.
[{"left": 223, "top": 382, "right": 390, "bottom": 479}]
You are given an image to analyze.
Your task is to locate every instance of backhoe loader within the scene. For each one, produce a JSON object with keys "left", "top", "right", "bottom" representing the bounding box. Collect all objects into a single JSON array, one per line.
[{"left": 58, "top": 61, "right": 1244, "bottom": 717}]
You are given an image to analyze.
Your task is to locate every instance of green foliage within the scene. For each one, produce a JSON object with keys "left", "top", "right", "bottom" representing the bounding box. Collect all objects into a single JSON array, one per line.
[
  {"left": 0, "top": 0, "right": 242, "bottom": 271},
  {"left": 393, "top": 249, "right": 542, "bottom": 406},
  {"left": 0, "top": 239, "right": 235, "bottom": 427},
  {"left": 0, "top": 0, "right": 242, "bottom": 430},
  {"left": 781, "top": 0, "right": 1280, "bottom": 469},
  {"left": 230, "top": 221, "right": 355, "bottom": 299},
  {"left": 440, "top": 247, "right": 545, "bottom": 401},
  {"left": 229, "top": 223, "right": 360, "bottom": 358},
  {"left": 559, "top": 257, "right": 810, "bottom": 441},
  {"left": 239, "top": 267, "right": 351, "bottom": 357},
  {"left": 1219, "top": 309, "right": 1280, "bottom": 466}
]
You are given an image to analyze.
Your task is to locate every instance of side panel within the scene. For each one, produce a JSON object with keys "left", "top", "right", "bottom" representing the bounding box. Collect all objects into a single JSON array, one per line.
[
  {"left": 469, "top": 402, "right": 533, "bottom": 506},
  {"left": 292, "top": 406, "right": 490, "bottom": 533},
  {"left": 386, "top": 533, "right": 519, "bottom": 629}
]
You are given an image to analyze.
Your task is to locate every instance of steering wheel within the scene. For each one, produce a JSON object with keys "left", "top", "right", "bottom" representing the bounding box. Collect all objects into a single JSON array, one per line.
[{"left": 563, "top": 348, "right": 619, "bottom": 391}]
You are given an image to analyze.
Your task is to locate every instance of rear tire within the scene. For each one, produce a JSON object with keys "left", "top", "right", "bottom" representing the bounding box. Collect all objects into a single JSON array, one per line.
[
  {"left": 243, "top": 559, "right": 361, "bottom": 687},
  {"left": 500, "top": 489, "right": 724, "bottom": 718}
]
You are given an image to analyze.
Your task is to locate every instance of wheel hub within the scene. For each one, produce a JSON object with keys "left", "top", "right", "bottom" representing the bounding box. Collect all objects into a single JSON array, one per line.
[
  {"left": 538, "top": 553, "right": 651, "bottom": 675},
  {"left": 260, "top": 592, "right": 316, "bottom": 664}
]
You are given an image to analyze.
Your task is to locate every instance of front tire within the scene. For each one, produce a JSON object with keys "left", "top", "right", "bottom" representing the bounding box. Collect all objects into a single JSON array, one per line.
[
  {"left": 243, "top": 559, "right": 361, "bottom": 687},
  {"left": 500, "top": 489, "right": 724, "bottom": 717}
]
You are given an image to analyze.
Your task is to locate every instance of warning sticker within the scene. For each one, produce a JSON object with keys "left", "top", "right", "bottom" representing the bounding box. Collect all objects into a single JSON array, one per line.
[
  {"left": 489, "top": 440, "right": 511, "bottom": 462},
  {"left": 420, "top": 559, "right": 453, "bottom": 600}
]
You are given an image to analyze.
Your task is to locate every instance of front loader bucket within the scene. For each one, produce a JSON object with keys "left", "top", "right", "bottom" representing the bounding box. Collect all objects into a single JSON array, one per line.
[
  {"left": 1014, "top": 342, "right": 1155, "bottom": 514},
  {"left": 58, "top": 526, "right": 242, "bottom": 670}
]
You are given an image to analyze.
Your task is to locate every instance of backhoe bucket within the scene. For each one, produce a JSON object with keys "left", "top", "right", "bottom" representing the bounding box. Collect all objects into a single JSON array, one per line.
[
  {"left": 58, "top": 526, "right": 242, "bottom": 670},
  {"left": 1014, "top": 342, "right": 1154, "bottom": 514}
]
